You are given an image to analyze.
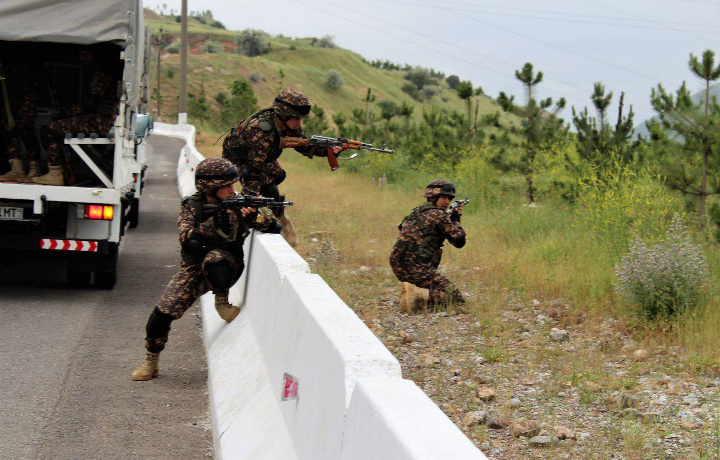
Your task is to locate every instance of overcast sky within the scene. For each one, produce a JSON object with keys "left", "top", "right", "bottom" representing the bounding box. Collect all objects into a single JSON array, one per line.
[{"left": 145, "top": 0, "right": 720, "bottom": 125}]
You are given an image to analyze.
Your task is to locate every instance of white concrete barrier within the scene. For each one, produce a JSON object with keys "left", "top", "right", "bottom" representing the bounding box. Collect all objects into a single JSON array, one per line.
[{"left": 162, "top": 125, "right": 487, "bottom": 460}]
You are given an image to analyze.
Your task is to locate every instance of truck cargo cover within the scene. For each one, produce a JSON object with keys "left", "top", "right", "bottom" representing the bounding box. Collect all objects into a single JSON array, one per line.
[{"left": 0, "top": 0, "right": 140, "bottom": 47}]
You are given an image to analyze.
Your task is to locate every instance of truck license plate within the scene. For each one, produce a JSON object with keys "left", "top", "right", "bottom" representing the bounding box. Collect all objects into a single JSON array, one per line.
[{"left": 0, "top": 206, "right": 24, "bottom": 220}]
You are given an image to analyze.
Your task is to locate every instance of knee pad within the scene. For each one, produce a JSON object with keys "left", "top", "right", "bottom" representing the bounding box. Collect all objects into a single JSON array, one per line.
[
  {"left": 146, "top": 307, "right": 174, "bottom": 339},
  {"left": 204, "top": 258, "right": 233, "bottom": 291}
]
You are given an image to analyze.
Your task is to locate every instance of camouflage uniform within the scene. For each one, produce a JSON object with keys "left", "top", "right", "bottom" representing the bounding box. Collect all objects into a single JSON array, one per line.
[
  {"left": 145, "top": 192, "right": 278, "bottom": 353},
  {"left": 4, "top": 61, "right": 41, "bottom": 162},
  {"left": 41, "top": 67, "right": 116, "bottom": 166},
  {"left": 390, "top": 181, "right": 466, "bottom": 306},
  {"left": 221, "top": 88, "right": 317, "bottom": 196}
]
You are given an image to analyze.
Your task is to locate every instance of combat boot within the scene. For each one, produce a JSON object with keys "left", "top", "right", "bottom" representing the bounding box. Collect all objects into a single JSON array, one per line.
[
  {"left": 0, "top": 159, "right": 26, "bottom": 182},
  {"left": 215, "top": 292, "right": 240, "bottom": 323},
  {"left": 399, "top": 282, "right": 430, "bottom": 313},
  {"left": 25, "top": 161, "right": 41, "bottom": 180},
  {"left": 279, "top": 213, "right": 298, "bottom": 247},
  {"left": 131, "top": 351, "right": 160, "bottom": 381},
  {"left": 32, "top": 165, "right": 64, "bottom": 186}
]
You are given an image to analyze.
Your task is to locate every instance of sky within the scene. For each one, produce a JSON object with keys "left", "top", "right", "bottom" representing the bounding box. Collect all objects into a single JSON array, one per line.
[{"left": 144, "top": 0, "right": 720, "bottom": 125}]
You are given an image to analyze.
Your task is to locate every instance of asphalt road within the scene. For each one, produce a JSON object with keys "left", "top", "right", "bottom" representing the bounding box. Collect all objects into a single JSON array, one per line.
[{"left": 0, "top": 136, "right": 213, "bottom": 459}]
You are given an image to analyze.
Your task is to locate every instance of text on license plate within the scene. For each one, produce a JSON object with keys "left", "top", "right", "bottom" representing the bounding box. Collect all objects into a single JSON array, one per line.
[{"left": 0, "top": 206, "right": 24, "bottom": 220}]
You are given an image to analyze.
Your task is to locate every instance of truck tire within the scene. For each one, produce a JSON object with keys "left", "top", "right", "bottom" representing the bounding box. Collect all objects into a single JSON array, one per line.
[
  {"left": 128, "top": 197, "right": 140, "bottom": 229},
  {"left": 68, "top": 270, "right": 91, "bottom": 287},
  {"left": 94, "top": 243, "right": 118, "bottom": 289}
]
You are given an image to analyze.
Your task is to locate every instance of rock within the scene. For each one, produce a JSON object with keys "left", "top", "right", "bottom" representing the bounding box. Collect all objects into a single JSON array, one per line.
[
  {"left": 510, "top": 419, "right": 540, "bottom": 438},
  {"left": 632, "top": 349, "right": 650, "bottom": 361},
  {"left": 554, "top": 426, "right": 575, "bottom": 440},
  {"left": 640, "top": 412, "right": 662, "bottom": 423},
  {"left": 529, "top": 435, "right": 553, "bottom": 447},
  {"left": 219, "top": 69, "right": 231, "bottom": 75},
  {"left": 585, "top": 381, "right": 602, "bottom": 392},
  {"left": 680, "top": 421, "right": 698, "bottom": 430},
  {"left": 485, "top": 415, "right": 509, "bottom": 429},
  {"left": 532, "top": 299, "right": 541, "bottom": 306},
  {"left": 538, "top": 429, "right": 549, "bottom": 437},
  {"left": 420, "top": 354, "right": 440, "bottom": 367},
  {"left": 476, "top": 387, "right": 497, "bottom": 401},
  {"left": 549, "top": 328, "right": 569, "bottom": 341},
  {"left": 509, "top": 398, "right": 522, "bottom": 409},
  {"left": 358, "top": 265, "right": 371, "bottom": 272},
  {"left": 619, "top": 393, "right": 639, "bottom": 409},
  {"left": 535, "top": 314, "right": 551, "bottom": 324},
  {"left": 204, "top": 66, "right": 214, "bottom": 72},
  {"left": 480, "top": 441, "right": 490, "bottom": 451},
  {"left": 462, "top": 411, "right": 487, "bottom": 427},
  {"left": 308, "top": 230, "right": 333, "bottom": 240},
  {"left": 677, "top": 408, "right": 697, "bottom": 423}
]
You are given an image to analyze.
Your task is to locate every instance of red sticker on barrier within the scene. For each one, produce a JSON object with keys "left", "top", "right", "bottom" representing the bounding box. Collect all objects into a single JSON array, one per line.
[{"left": 282, "top": 373, "right": 299, "bottom": 401}]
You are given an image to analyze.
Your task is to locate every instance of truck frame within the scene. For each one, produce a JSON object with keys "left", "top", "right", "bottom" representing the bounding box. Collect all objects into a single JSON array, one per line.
[{"left": 0, "top": 0, "right": 152, "bottom": 288}]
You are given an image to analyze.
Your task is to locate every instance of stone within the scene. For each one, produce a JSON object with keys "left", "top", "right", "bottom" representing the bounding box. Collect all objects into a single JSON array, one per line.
[
  {"left": 632, "top": 349, "right": 650, "bottom": 361},
  {"left": 510, "top": 419, "right": 540, "bottom": 438},
  {"left": 421, "top": 354, "right": 440, "bottom": 367},
  {"left": 619, "top": 393, "right": 639, "bottom": 409},
  {"left": 554, "top": 426, "right": 575, "bottom": 440},
  {"left": 529, "top": 435, "right": 553, "bottom": 447},
  {"left": 549, "top": 328, "right": 569, "bottom": 341},
  {"left": 485, "top": 415, "right": 509, "bottom": 429},
  {"left": 640, "top": 412, "right": 662, "bottom": 423},
  {"left": 476, "top": 387, "right": 497, "bottom": 401},
  {"left": 462, "top": 411, "right": 487, "bottom": 427},
  {"left": 509, "top": 398, "right": 522, "bottom": 409}
]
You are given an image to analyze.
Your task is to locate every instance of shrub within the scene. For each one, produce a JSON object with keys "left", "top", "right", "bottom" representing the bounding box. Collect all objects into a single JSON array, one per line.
[
  {"left": 318, "top": 35, "right": 336, "bottom": 48},
  {"left": 236, "top": 29, "right": 270, "bottom": 57},
  {"left": 423, "top": 84, "right": 440, "bottom": 100},
  {"left": 201, "top": 39, "right": 223, "bottom": 54},
  {"left": 165, "top": 40, "right": 181, "bottom": 54},
  {"left": 325, "top": 69, "right": 344, "bottom": 90},
  {"left": 249, "top": 71, "right": 263, "bottom": 83},
  {"left": 615, "top": 215, "right": 710, "bottom": 319},
  {"left": 210, "top": 20, "right": 226, "bottom": 29}
]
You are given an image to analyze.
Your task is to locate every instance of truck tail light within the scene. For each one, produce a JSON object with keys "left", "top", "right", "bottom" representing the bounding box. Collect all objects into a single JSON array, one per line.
[{"left": 85, "top": 205, "right": 114, "bottom": 220}]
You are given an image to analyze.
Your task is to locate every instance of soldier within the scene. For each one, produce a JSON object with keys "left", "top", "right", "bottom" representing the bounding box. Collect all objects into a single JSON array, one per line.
[
  {"left": 131, "top": 158, "right": 282, "bottom": 381},
  {"left": 390, "top": 179, "right": 466, "bottom": 312},
  {"left": 34, "top": 49, "right": 118, "bottom": 186},
  {"left": 0, "top": 60, "right": 42, "bottom": 182},
  {"left": 221, "top": 87, "right": 341, "bottom": 245}
]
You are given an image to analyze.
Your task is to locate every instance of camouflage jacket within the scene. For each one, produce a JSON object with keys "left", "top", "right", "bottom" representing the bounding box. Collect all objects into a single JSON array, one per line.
[
  {"left": 222, "top": 108, "right": 311, "bottom": 177},
  {"left": 394, "top": 202, "right": 466, "bottom": 262},
  {"left": 178, "top": 192, "right": 276, "bottom": 264}
]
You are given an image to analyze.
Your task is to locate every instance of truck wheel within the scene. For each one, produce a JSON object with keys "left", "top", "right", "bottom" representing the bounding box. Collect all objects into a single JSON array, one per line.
[
  {"left": 94, "top": 270, "right": 116, "bottom": 289},
  {"left": 128, "top": 197, "right": 140, "bottom": 229},
  {"left": 68, "top": 270, "right": 91, "bottom": 287}
]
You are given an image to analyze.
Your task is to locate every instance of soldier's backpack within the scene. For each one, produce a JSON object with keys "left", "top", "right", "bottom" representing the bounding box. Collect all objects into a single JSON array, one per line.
[{"left": 397, "top": 203, "right": 443, "bottom": 261}]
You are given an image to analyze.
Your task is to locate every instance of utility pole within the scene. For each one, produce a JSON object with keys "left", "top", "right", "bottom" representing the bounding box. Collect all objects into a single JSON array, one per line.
[
  {"left": 178, "top": 0, "right": 188, "bottom": 124},
  {"left": 156, "top": 27, "right": 164, "bottom": 120}
]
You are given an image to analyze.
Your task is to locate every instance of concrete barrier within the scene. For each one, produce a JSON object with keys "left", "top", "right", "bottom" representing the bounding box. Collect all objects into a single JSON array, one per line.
[{"left": 163, "top": 126, "right": 487, "bottom": 460}]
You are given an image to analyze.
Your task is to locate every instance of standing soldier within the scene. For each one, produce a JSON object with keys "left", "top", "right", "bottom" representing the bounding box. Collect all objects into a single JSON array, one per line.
[
  {"left": 132, "top": 158, "right": 282, "bottom": 381},
  {"left": 0, "top": 59, "right": 42, "bottom": 182},
  {"left": 221, "top": 87, "right": 341, "bottom": 245},
  {"left": 390, "top": 179, "right": 467, "bottom": 312},
  {"left": 34, "top": 49, "right": 118, "bottom": 186}
]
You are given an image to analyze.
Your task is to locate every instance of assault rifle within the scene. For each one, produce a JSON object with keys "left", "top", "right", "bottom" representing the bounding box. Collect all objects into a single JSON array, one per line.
[
  {"left": 280, "top": 135, "right": 394, "bottom": 172},
  {"left": 447, "top": 199, "right": 470, "bottom": 214},
  {"left": 202, "top": 195, "right": 294, "bottom": 237}
]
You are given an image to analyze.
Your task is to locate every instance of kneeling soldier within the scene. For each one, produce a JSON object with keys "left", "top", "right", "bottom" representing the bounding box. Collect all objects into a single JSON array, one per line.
[
  {"left": 132, "top": 158, "right": 281, "bottom": 381},
  {"left": 390, "top": 179, "right": 466, "bottom": 312}
]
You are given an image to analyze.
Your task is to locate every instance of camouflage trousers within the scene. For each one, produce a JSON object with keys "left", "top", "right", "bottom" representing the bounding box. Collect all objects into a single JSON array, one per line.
[
  {"left": 42, "top": 114, "right": 114, "bottom": 165},
  {"left": 145, "top": 249, "right": 244, "bottom": 353},
  {"left": 6, "top": 91, "right": 40, "bottom": 161},
  {"left": 389, "top": 248, "right": 465, "bottom": 306}
]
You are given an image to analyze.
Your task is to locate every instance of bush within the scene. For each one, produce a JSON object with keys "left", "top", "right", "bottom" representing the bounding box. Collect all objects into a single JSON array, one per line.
[
  {"left": 615, "top": 215, "right": 709, "bottom": 319},
  {"left": 318, "top": 35, "right": 336, "bottom": 48},
  {"left": 446, "top": 75, "right": 460, "bottom": 89},
  {"left": 401, "top": 82, "right": 423, "bottom": 101},
  {"left": 249, "top": 71, "right": 263, "bottom": 83},
  {"left": 210, "top": 20, "right": 226, "bottom": 29},
  {"left": 325, "top": 69, "right": 344, "bottom": 90},
  {"left": 165, "top": 40, "right": 181, "bottom": 54},
  {"left": 201, "top": 39, "right": 223, "bottom": 54},
  {"left": 423, "top": 84, "right": 440, "bottom": 100},
  {"left": 236, "top": 29, "right": 270, "bottom": 57}
]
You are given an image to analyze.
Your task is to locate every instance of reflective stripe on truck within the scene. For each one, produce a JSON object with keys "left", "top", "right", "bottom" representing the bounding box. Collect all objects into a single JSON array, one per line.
[{"left": 40, "top": 239, "right": 99, "bottom": 252}]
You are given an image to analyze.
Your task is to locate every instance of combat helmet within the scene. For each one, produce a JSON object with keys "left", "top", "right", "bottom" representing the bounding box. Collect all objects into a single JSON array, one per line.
[
  {"left": 195, "top": 158, "right": 238, "bottom": 194},
  {"left": 424, "top": 179, "right": 456, "bottom": 200},
  {"left": 273, "top": 88, "right": 311, "bottom": 120}
]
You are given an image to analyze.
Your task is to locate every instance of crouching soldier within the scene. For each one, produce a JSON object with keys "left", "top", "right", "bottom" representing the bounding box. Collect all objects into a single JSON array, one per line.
[
  {"left": 390, "top": 179, "right": 466, "bottom": 312},
  {"left": 132, "top": 158, "right": 282, "bottom": 381}
]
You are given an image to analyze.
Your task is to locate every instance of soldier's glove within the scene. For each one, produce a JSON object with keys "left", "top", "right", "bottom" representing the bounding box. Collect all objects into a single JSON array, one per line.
[
  {"left": 274, "top": 168, "right": 287, "bottom": 185},
  {"left": 213, "top": 205, "right": 232, "bottom": 234},
  {"left": 450, "top": 210, "right": 462, "bottom": 224}
]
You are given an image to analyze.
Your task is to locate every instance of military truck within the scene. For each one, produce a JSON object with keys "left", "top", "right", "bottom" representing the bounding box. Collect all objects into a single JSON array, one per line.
[{"left": 0, "top": 0, "right": 153, "bottom": 288}]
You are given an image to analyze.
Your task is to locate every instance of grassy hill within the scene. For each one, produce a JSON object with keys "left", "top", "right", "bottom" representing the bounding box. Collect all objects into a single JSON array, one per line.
[{"left": 143, "top": 10, "right": 518, "bottom": 130}]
